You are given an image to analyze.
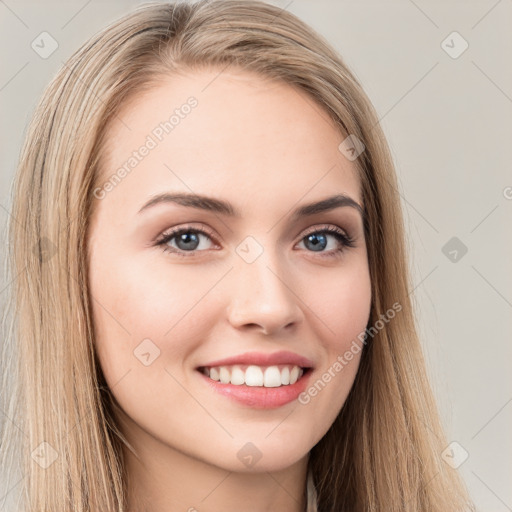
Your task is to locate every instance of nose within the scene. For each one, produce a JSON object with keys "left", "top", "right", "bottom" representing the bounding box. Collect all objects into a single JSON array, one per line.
[{"left": 226, "top": 249, "right": 304, "bottom": 336}]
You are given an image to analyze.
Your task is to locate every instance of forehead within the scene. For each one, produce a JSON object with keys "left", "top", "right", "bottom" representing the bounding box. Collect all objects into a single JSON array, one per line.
[{"left": 95, "top": 68, "right": 362, "bottom": 218}]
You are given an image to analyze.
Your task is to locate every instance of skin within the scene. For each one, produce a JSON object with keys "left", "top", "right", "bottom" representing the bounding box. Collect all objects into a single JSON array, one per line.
[{"left": 87, "top": 68, "right": 372, "bottom": 512}]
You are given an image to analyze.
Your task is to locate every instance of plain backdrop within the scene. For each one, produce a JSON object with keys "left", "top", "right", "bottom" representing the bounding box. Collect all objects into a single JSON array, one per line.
[{"left": 1, "top": 1, "right": 511, "bottom": 511}]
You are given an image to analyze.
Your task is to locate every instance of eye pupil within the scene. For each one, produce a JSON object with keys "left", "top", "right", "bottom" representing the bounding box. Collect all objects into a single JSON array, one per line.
[
  {"left": 177, "top": 232, "right": 200, "bottom": 250},
  {"left": 305, "top": 233, "right": 327, "bottom": 252}
]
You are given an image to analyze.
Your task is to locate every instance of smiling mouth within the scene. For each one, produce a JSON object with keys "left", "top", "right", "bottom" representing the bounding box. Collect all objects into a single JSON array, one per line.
[{"left": 197, "top": 364, "right": 311, "bottom": 388}]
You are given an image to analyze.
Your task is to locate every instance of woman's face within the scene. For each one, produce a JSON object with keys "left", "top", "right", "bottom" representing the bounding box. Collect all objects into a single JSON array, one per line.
[{"left": 88, "top": 68, "right": 371, "bottom": 474}]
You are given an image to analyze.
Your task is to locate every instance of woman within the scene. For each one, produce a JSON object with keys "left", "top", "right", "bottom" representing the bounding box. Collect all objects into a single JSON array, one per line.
[{"left": 1, "top": 1, "right": 474, "bottom": 510}]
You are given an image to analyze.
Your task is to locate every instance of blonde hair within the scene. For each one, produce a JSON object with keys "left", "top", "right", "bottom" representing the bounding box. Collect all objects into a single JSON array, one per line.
[{"left": 1, "top": 1, "right": 474, "bottom": 510}]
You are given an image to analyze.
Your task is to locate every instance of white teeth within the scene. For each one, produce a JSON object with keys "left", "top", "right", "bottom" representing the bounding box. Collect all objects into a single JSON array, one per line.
[
  {"left": 245, "top": 365, "right": 264, "bottom": 386},
  {"left": 219, "top": 367, "right": 230, "bottom": 384},
  {"left": 230, "top": 365, "right": 245, "bottom": 386},
  {"left": 202, "top": 364, "right": 305, "bottom": 387},
  {"left": 263, "top": 366, "right": 282, "bottom": 387}
]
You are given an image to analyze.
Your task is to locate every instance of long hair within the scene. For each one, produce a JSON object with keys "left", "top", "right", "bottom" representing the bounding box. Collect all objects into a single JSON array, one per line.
[{"left": 1, "top": 1, "right": 474, "bottom": 510}]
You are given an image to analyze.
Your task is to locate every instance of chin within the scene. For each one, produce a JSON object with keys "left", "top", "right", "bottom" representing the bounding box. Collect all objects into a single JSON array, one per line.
[{"left": 210, "top": 436, "right": 313, "bottom": 474}]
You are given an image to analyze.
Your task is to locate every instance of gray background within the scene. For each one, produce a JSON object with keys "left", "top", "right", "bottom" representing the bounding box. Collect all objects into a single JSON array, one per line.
[{"left": 1, "top": 1, "right": 511, "bottom": 510}]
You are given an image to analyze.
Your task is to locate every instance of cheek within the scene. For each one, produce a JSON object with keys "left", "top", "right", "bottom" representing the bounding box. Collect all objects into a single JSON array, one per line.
[
  {"left": 89, "top": 253, "right": 228, "bottom": 374},
  {"left": 294, "top": 260, "right": 371, "bottom": 440},
  {"left": 306, "top": 259, "right": 372, "bottom": 351},
  {"left": 88, "top": 254, "right": 226, "bottom": 433}
]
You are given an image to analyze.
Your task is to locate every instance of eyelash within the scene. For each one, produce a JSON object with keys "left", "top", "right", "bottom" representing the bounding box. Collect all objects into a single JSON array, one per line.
[{"left": 155, "top": 224, "right": 355, "bottom": 259}]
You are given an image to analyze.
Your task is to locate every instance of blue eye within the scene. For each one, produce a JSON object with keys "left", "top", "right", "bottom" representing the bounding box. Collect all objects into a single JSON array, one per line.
[
  {"left": 156, "top": 226, "right": 216, "bottom": 257},
  {"left": 297, "top": 226, "right": 355, "bottom": 257},
  {"left": 155, "top": 224, "right": 355, "bottom": 258}
]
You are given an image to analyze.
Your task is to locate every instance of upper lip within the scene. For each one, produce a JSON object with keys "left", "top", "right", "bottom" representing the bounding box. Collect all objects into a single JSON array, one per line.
[{"left": 198, "top": 350, "right": 314, "bottom": 369}]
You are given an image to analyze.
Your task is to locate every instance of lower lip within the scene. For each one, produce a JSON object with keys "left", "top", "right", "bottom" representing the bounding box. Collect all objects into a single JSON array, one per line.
[{"left": 197, "top": 370, "right": 312, "bottom": 409}]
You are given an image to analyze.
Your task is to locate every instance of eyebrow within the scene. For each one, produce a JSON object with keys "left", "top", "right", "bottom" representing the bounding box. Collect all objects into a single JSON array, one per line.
[{"left": 137, "top": 192, "right": 364, "bottom": 221}]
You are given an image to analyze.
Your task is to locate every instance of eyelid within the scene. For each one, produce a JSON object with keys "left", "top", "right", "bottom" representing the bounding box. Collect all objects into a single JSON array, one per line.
[
  {"left": 156, "top": 223, "right": 350, "bottom": 242},
  {"left": 156, "top": 223, "right": 218, "bottom": 244},
  {"left": 300, "top": 223, "right": 350, "bottom": 239},
  {"left": 154, "top": 224, "right": 220, "bottom": 259}
]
